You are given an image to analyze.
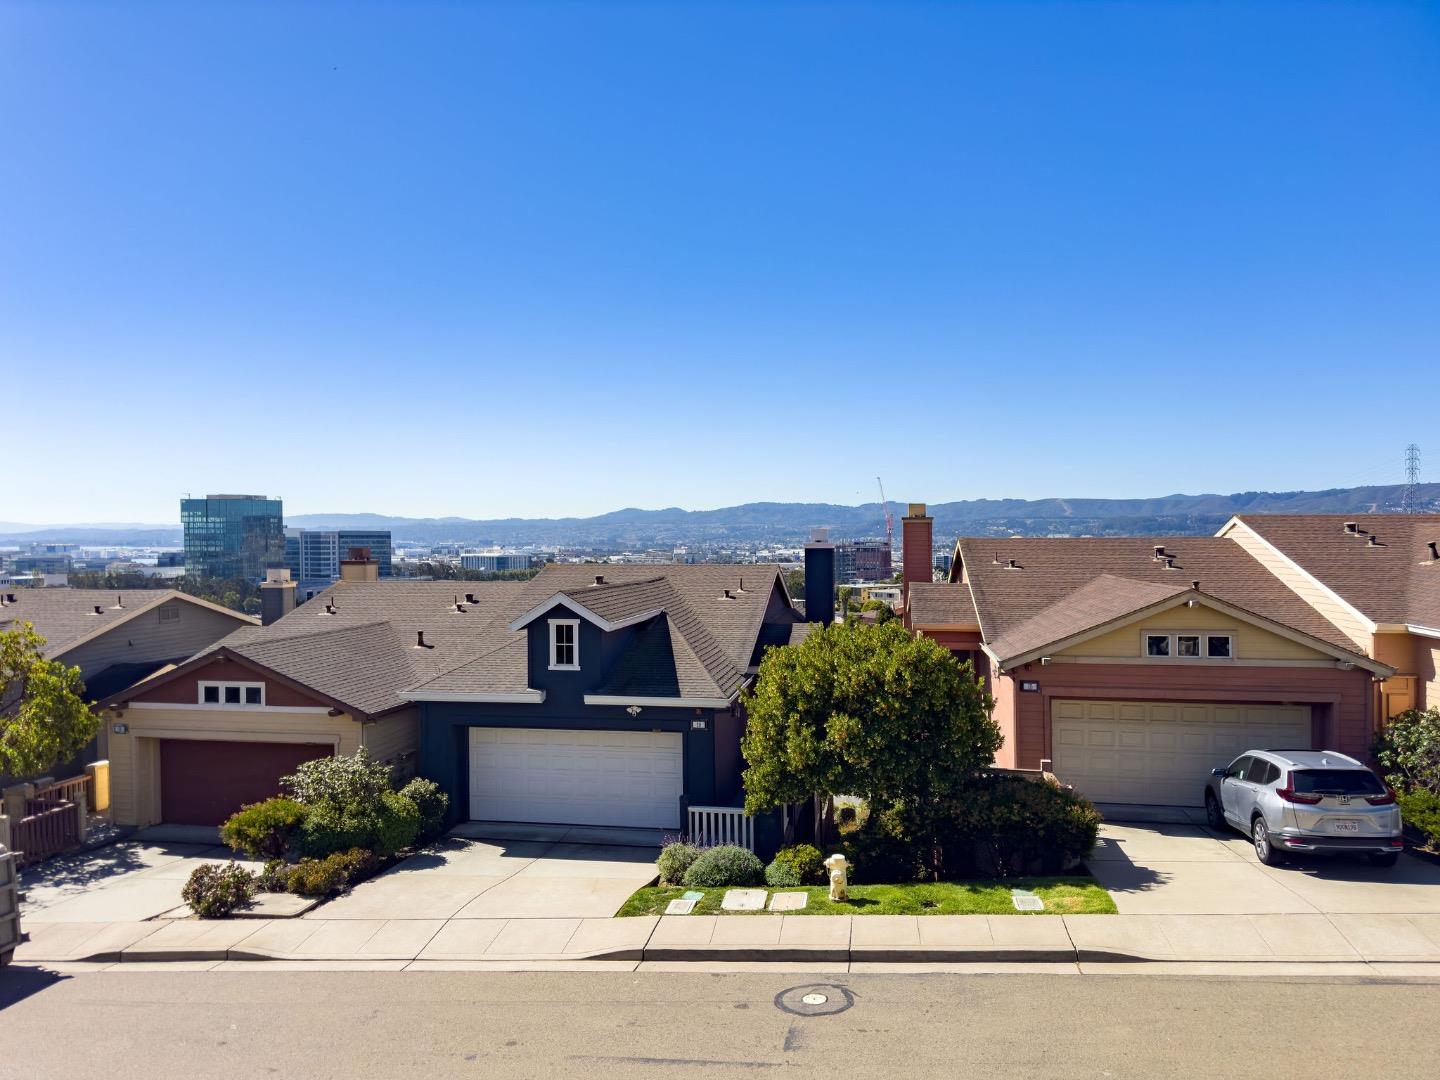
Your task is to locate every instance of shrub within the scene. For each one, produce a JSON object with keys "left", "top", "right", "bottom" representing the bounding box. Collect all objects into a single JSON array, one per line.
[
  {"left": 681, "top": 844, "right": 764, "bottom": 888},
  {"left": 1374, "top": 708, "right": 1440, "bottom": 795},
  {"left": 770, "top": 843, "right": 823, "bottom": 884},
  {"left": 182, "top": 861, "right": 256, "bottom": 917},
  {"left": 934, "top": 775, "right": 1102, "bottom": 879},
  {"left": 256, "top": 858, "right": 291, "bottom": 893},
  {"left": 287, "top": 848, "right": 378, "bottom": 897},
  {"left": 841, "top": 812, "right": 921, "bottom": 884},
  {"left": 1398, "top": 789, "right": 1440, "bottom": 850},
  {"left": 296, "top": 801, "right": 375, "bottom": 859},
  {"left": 764, "top": 859, "right": 801, "bottom": 887},
  {"left": 657, "top": 842, "right": 702, "bottom": 886},
  {"left": 220, "top": 797, "right": 308, "bottom": 860},
  {"left": 373, "top": 791, "right": 422, "bottom": 856},
  {"left": 398, "top": 777, "right": 450, "bottom": 841},
  {"left": 283, "top": 748, "right": 393, "bottom": 808}
]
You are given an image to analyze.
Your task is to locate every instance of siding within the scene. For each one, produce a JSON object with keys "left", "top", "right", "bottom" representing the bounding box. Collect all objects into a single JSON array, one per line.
[
  {"left": 1222, "top": 522, "right": 1371, "bottom": 648},
  {"left": 62, "top": 599, "right": 250, "bottom": 680},
  {"left": 130, "top": 658, "right": 327, "bottom": 709},
  {"left": 108, "top": 704, "right": 359, "bottom": 826},
  {"left": 1061, "top": 603, "right": 1331, "bottom": 662},
  {"left": 996, "top": 663, "right": 1374, "bottom": 771},
  {"left": 361, "top": 707, "right": 421, "bottom": 775},
  {"left": 1423, "top": 642, "right": 1440, "bottom": 711}
]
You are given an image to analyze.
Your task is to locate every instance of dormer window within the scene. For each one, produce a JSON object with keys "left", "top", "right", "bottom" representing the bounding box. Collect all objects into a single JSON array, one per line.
[{"left": 549, "top": 619, "right": 579, "bottom": 670}]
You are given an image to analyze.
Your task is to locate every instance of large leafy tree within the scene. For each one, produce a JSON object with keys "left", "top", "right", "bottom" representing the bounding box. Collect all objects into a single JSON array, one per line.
[
  {"left": 0, "top": 621, "right": 102, "bottom": 776},
  {"left": 740, "top": 620, "right": 999, "bottom": 820}
]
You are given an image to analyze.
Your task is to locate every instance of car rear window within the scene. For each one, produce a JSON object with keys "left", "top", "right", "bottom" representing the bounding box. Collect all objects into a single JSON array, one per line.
[{"left": 1291, "top": 769, "right": 1385, "bottom": 796}]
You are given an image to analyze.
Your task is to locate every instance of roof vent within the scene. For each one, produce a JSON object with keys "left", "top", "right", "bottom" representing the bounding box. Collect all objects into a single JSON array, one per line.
[
  {"left": 992, "top": 552, "right": 1001, "bottom": 565},
  {"left": 113, "top": 594, "right": 124, "bottom": 609},
  {"left": 594, "top": 575, "right": 605, "bottom": 586},
  {"left": 1428, "top": 541, "right": 1438, "bottom": 562},
  {"left": 3, "top": 593, "right": 14, "bottom": 604},
  {"left": 1153, "top": 545, "right": 1167, "bottom": 560},
  {"left": 324, "top": 599, "right": 337, "bottom": 614},
  {"left": 465, "top": 592, "right": 478, "bottom": 604},
  {"left": 723, "top": 589, "right": 735, "bottom": 599},
  {"left": 93, "top": 605, "right": 104, "bottom": 615},
  {"left": 1367, "top": 535, "right": 1383, "bottom": 547},
  {"left": 1344, "top": 521, "right": 1359, "bottom": 534},
  {"left": 454, "top": 602, "right": 466, "bottom": 613},
  {"left": 1191, "top": 580, "right": 1200, "bottom": 591},
  {"left": 415, "top": 630, "right": 434, "bottom": 649},
  {"left": 1005, "top": 559, "right": 1021, "bottom": 570},
  {"left": 737, "top": 576, "right": 745, "bottom": 592},
  {"left": 1163, "top": 557, "right": 1176, "bottom": 569}
]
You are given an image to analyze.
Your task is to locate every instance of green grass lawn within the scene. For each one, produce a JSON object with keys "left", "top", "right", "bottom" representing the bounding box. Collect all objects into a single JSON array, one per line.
[{"left": 616, "top": 876, "right": 1117, "bottom": 917}]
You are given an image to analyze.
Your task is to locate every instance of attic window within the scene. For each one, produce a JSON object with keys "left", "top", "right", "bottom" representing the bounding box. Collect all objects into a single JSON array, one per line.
[
  {"left": 549, "top": 619, "right": 579, "bottom": 670},
  {"left": 158, "top": 605, "right": 180, "bottom": 624},
  {"left": 199, "top": 681, "right": 264, "bottom": 706},
  {"left": 1145, "top": 634, "right": 1170, "bottom": 657}
]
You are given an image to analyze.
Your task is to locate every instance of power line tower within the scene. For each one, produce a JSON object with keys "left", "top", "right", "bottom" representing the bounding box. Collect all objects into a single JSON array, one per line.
[{"left": 1399, "top": 444, "right": 1421, "bottom": 513}]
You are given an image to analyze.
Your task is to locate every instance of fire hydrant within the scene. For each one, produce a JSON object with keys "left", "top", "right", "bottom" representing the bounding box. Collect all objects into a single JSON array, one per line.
[{"left": 824, "top": 853, "right": 851, "bottom": 902}]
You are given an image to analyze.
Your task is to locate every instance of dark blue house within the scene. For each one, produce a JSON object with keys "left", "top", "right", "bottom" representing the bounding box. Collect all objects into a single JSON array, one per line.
[{"left": 401, "top": 562, "right": 825, "bottom": 838}]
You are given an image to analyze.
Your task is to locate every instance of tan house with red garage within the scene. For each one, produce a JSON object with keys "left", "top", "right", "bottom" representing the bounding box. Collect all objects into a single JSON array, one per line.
[{"left": 901, "top": 508, "right": 1391, "bottom": 807}]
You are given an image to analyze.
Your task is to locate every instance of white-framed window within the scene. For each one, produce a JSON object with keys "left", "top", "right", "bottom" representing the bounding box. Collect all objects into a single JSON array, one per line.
[
  {"left": 199, "top": 681, "right": 265, "bottom": 706},
  {"left": 549, "top": 619, "right": 579, "bottom": 670},
  {"left": 1143, "top": 631, "right": 1236, "bottom": 660}
]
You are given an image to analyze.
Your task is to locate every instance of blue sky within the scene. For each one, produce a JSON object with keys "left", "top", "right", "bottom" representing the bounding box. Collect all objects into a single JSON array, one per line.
[{"left": 3, "top": 1, "right": 1436, "bottom": 523}]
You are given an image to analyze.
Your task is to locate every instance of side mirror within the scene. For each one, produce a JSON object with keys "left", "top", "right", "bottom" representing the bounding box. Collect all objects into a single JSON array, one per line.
[{"left": 1211, "top": 768, "right": 1226, "bottom": 778}]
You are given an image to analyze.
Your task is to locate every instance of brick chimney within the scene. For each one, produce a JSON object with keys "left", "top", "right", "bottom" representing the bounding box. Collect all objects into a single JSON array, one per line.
[
  {"left": 803, "top": 528, "right": 835, "bottom": 626},
  {"left": 260, "top": 567, "right": 296, "bottom": 625},
  {"left": 901, "top": 503, "right": 933, "bottom": 611},
  {"left": 339, "top": 546, "right": 379, "bottom": 583}
]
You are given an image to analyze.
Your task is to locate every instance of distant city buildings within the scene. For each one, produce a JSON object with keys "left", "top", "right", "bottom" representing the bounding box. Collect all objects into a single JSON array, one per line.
[
  {"left": 835, "top": 538, "right": 893, "bottom": 584},
  {"left": 285, "top": 528, "right": 393, "bottom": 580},
  {"left": 181, "top": 494, "right": 285, "bottom": 581},
  {"left": 459, "top": 549, "right": 533, "bottom": 573}
]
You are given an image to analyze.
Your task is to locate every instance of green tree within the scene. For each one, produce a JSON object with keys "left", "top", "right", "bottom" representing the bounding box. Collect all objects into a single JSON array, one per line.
[
  {"left": 783, "top": 567, "right": 804, "bottom": 599},
  {"left": 0, "top": 621, "right": 103, "bottom": 776},
  {"left": 740, "top": 621, "right": 998, "bottom": 827}
]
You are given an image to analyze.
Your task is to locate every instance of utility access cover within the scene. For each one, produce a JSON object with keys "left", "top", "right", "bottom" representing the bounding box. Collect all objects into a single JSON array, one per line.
[
  {"left": 774, "top": 984, "right": 855, "bottom": 1017},
  {"left": 1011, "top": 889, "right": 1044, "bottom": 912}
]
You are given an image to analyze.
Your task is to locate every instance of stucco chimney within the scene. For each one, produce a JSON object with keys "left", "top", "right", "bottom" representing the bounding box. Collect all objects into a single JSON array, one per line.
[
  {"left": 803, "top": 528, "right": 835, "bottom": 626},
  {"left": 339, "top": 547, "right": 379, "bottom": 583},
  {"left": 260, "top": 567, "right": 296, "bottom": 625},
  {"left": 901, "top": 503, "right": 933, "bottom": 611}
]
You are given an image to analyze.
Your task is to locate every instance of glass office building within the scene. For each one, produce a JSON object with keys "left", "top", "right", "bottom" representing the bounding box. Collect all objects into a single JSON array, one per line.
[
  {"left": 181, "top": 495, "right": 285, "bottom": 581},
  {"left": 284, "top": 527, "right": 393, "bottom": 580}
]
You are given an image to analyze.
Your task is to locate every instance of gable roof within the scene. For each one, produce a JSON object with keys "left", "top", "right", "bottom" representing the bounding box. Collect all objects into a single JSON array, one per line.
[
  {"left": 955, "top": 536, "right": 1380, "bottom": 669},
  {"left": 1228, "top": 514, "right": 1440, "bottom": 631},
  {"left": 905, "top": 582, "right": 980, "bottom": 629},
  {"left": 0, "top": 589, "right": 256, "bottom": 657}
]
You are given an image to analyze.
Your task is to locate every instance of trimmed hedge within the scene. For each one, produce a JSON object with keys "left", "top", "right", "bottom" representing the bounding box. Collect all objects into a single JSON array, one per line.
[
  {"left": 182, "top": 861, "right": 256, "bottom": 917},
  {"left": 220, "top": 797, "right": 308, "bottom": 860},
  {"left": 657, "top": 842, "right": 702, "bottom": 886},
  {"left": 681, "top": 844, "right": 764, "bottom": 888},
  {"left": 287, "top": 848, "right": 378, "bottom": 898},
  {"left": 770, "top": 844, "right": 824, "bottom": 884},
  {"left": 399, "top": 777, "right": 450, "bottom": 842}
]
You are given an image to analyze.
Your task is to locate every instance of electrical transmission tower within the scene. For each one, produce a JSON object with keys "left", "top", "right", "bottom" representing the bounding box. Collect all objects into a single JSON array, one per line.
[{"left": 1399, "top": 444, "right": 1421, "bottom": 513}]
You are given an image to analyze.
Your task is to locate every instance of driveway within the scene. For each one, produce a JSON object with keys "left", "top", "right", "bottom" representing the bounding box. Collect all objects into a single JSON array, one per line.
[
  {"left": 311, "top": 825, "right": 660, "bottom": 921},
  {"left": 1089, "top": 820, "right": 1440, "bottom": 915},
  {"left": 19, "top": 841, "right": 257, "bottom": 924}
]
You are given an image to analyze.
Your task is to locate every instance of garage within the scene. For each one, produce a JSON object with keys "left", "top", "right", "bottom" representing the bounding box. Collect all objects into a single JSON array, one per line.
[
  {"left": 467, "top": 727, "right": 684, "bottom": 829},
  {"left": 1051, "top": 699, "right": 1313, "bottom": 806},
  {"left": 159, "top": 739, "right": 332, "bottom": 826}
]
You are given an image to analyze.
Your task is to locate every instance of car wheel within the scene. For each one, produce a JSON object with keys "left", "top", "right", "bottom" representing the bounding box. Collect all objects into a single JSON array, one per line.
[
  {"left": 1368, "top": 851, "right": 1400, "bottom": 868},
  {"left": 1252, "top": 816, "right": 1284, "bottom": 866},
  {"left": 1204, "top": 792, "right": 1226, "bottom": 832}
]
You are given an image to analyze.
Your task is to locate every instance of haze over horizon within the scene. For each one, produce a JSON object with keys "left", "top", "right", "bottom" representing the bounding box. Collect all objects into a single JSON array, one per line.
[{"left": 4, "top": 2, "right": 1436, "bottom": 523}]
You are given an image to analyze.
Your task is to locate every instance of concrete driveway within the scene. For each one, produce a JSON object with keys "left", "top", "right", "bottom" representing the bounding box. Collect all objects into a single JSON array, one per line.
[
  {"left": 19, "top": 842, "right": 257, "bottom": 924},
  {"left": 1089, "top": 820, "right": 1440, "bottom": 916},
  {"left": 312, "top": 825, "right": 660, "bottom": 921}
]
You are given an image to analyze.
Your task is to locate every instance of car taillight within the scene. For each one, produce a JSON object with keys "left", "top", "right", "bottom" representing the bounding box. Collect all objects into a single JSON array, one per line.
[
  {"left": 1366, "top": 790, "right": 1397, "bottom": 806},
  {"left": 1275, "top": 772, "right": 1323, "bottom": 804}
]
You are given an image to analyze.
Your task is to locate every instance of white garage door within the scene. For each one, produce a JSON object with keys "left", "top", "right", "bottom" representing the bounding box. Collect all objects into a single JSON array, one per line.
[
  {"left": 1051, "top": 700, "right": 1312, "bottom": 806},
  {"left": 467, "top": 727, "right": 684, "bottom": 829}
]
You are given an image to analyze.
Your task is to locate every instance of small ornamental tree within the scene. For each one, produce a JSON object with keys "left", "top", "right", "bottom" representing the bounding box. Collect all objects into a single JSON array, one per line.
[
  {"left": 740, "top": 620, "right": 999, "bottom": 868},
  {"left": 0, "top": 621, "right": 103, "bottom": 776}
]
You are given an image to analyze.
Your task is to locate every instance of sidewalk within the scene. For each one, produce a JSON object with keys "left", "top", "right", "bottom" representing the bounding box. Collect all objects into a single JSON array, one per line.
[{"left": 15, "top": 911, "right": 1440, "bottom": 973}]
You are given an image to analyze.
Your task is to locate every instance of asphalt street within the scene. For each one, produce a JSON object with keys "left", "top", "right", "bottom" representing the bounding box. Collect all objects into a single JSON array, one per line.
[{"left": 2, "top": 968, "right": 1437, "bottom": 1080}]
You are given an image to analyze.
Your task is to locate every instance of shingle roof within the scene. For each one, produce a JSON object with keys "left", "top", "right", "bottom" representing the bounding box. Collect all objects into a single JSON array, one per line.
[
  {"left": 957, "top": 536, "right": 1363, "bottom": 664},
  {"left": 905, "top": 582, "right": 980, "bottom": 628},
  {"left": 1234, "top": 514, "right": 1440, "bottom": 629},
  {"left": 987, "top": 575, "right": 1191, "bottom": 660},
  {"left": 0, "top": 589, "right": 254, "bottom": 656}
]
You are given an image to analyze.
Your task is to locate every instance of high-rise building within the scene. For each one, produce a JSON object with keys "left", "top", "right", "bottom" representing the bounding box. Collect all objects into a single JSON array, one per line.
[
  {"left": 181, "top": 495, "right": 285, "bottom": 581},
  {"left": 284, "top": 528, "right": 393, "bottom": 580},
  {"left": 834, "top": 539, "right": 893, "bottom": 584}
]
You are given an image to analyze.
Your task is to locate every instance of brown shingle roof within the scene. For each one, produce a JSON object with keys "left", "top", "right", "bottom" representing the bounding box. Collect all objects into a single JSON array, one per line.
[
  {"left": 905, "top": 582, "right": 979, "bottom": 628},
  {"left": 0, "top": 589, "right": 254, "bottom": 656},
  {"left": 1234, "top": 514, "right": 1440, "bottom": 629},
  {"left": 957, "top": 536, "right": 1362, "bottom": 663}
]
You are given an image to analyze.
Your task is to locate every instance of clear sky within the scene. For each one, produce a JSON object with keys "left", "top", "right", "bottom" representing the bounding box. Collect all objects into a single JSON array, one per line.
[{"left": 3, "top": 1, "right": 1436, "bottom": 524}]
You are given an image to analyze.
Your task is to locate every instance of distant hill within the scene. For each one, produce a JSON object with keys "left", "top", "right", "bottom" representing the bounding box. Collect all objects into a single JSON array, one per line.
[{"left": 5, "top": 483, "right": 1436, "bottom": 549}]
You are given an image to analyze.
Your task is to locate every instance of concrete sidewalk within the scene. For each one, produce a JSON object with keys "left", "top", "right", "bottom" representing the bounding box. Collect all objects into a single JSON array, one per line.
[{"left": 15, "top": 911, "right": 1440, "bottom": 970}]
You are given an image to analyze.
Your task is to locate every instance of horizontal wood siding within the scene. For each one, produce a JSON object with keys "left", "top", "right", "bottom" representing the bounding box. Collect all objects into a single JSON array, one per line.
[
  {"left": 62, "top": 600, "right": 249, "bottom": 679},
  {"left": 1062, "top": 603, "right": 1331, "bottom": 662},
  {"left": 997, "top": 663, "right": 1373, "bottom": 772},
  {"left": 1424, "top": 643, "right": 1440, "bottom": 711},
  {"left": 108, "top": 705, "right": 360, "bottom": 826},
  {"left": 361, "top": 708, "right": 420, "bottom": 770}
]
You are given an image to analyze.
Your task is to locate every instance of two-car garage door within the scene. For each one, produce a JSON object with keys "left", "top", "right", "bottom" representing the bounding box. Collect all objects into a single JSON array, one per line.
[
  {"left": 468, "top": 728, "right": 684, "bottom": 829},
  {"left": 1051, "top": 700, "right": 1312, "bottom": 806}
]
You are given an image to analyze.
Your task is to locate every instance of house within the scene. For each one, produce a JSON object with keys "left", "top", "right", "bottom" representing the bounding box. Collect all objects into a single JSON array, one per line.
[
  {"left": 0, "top": 587, "right": 256, "bottom": 785},
  {"left": 1219, "top": 514, "right": 1440, "bottom": 720},
  {"left": 101, "top": 557, "right": 822, "bottom": 834},
  {"left": 899, "top": 505, "right": 1392, "bottom": 807}
]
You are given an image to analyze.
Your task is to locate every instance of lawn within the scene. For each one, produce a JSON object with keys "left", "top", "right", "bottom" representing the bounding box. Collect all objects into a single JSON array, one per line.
[{"left": 616, "top": 876, "right": 1116, "bottom": 917}]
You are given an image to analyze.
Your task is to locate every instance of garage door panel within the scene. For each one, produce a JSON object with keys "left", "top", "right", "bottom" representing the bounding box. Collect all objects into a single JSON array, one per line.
[
  {"left": 160, "top": 739, "right": 331, "bottom": 826},
  {"left": 1052, "top": 700, "right": 1311, "bottom": 806},
  {"left": 468, "top": 727, "right": 682, "bottom": 829}
]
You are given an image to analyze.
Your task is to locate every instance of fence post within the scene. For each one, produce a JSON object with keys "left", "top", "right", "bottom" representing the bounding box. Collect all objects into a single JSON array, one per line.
[
  {"left": 1, "top": 784, "right": 30, "bottom": 825},
  {"left": 0, "top": 812, "right": 10, "bottom": 851},
  {"left": 73, "top": 786, "right": 89, "bottom": 844}
]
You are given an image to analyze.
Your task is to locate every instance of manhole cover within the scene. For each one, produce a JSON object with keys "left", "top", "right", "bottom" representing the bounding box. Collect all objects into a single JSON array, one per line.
[{"left": 774, "top": 984, "right": 854, "bottom": 1017}]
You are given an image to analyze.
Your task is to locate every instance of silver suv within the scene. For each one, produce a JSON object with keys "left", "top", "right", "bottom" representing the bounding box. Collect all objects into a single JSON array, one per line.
[{"left": 1204, "top": 749, "right": 1405, "bottom": 868}]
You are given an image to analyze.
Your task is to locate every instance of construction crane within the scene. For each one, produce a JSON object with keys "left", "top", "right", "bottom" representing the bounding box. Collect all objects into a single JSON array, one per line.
[{"left": 876, "top": 476, "right": 894, "bottom": 549}]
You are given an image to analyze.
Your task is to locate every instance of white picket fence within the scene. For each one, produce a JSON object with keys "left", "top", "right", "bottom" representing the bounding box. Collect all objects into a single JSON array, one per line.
[{"left": 686, "top": 805, "right": 755, "bottom": 852}]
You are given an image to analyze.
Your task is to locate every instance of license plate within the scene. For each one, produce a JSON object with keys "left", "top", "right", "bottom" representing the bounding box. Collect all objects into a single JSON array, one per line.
[{"left": 1331, "top": 819, "right": 1360, "bottom": 833}]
